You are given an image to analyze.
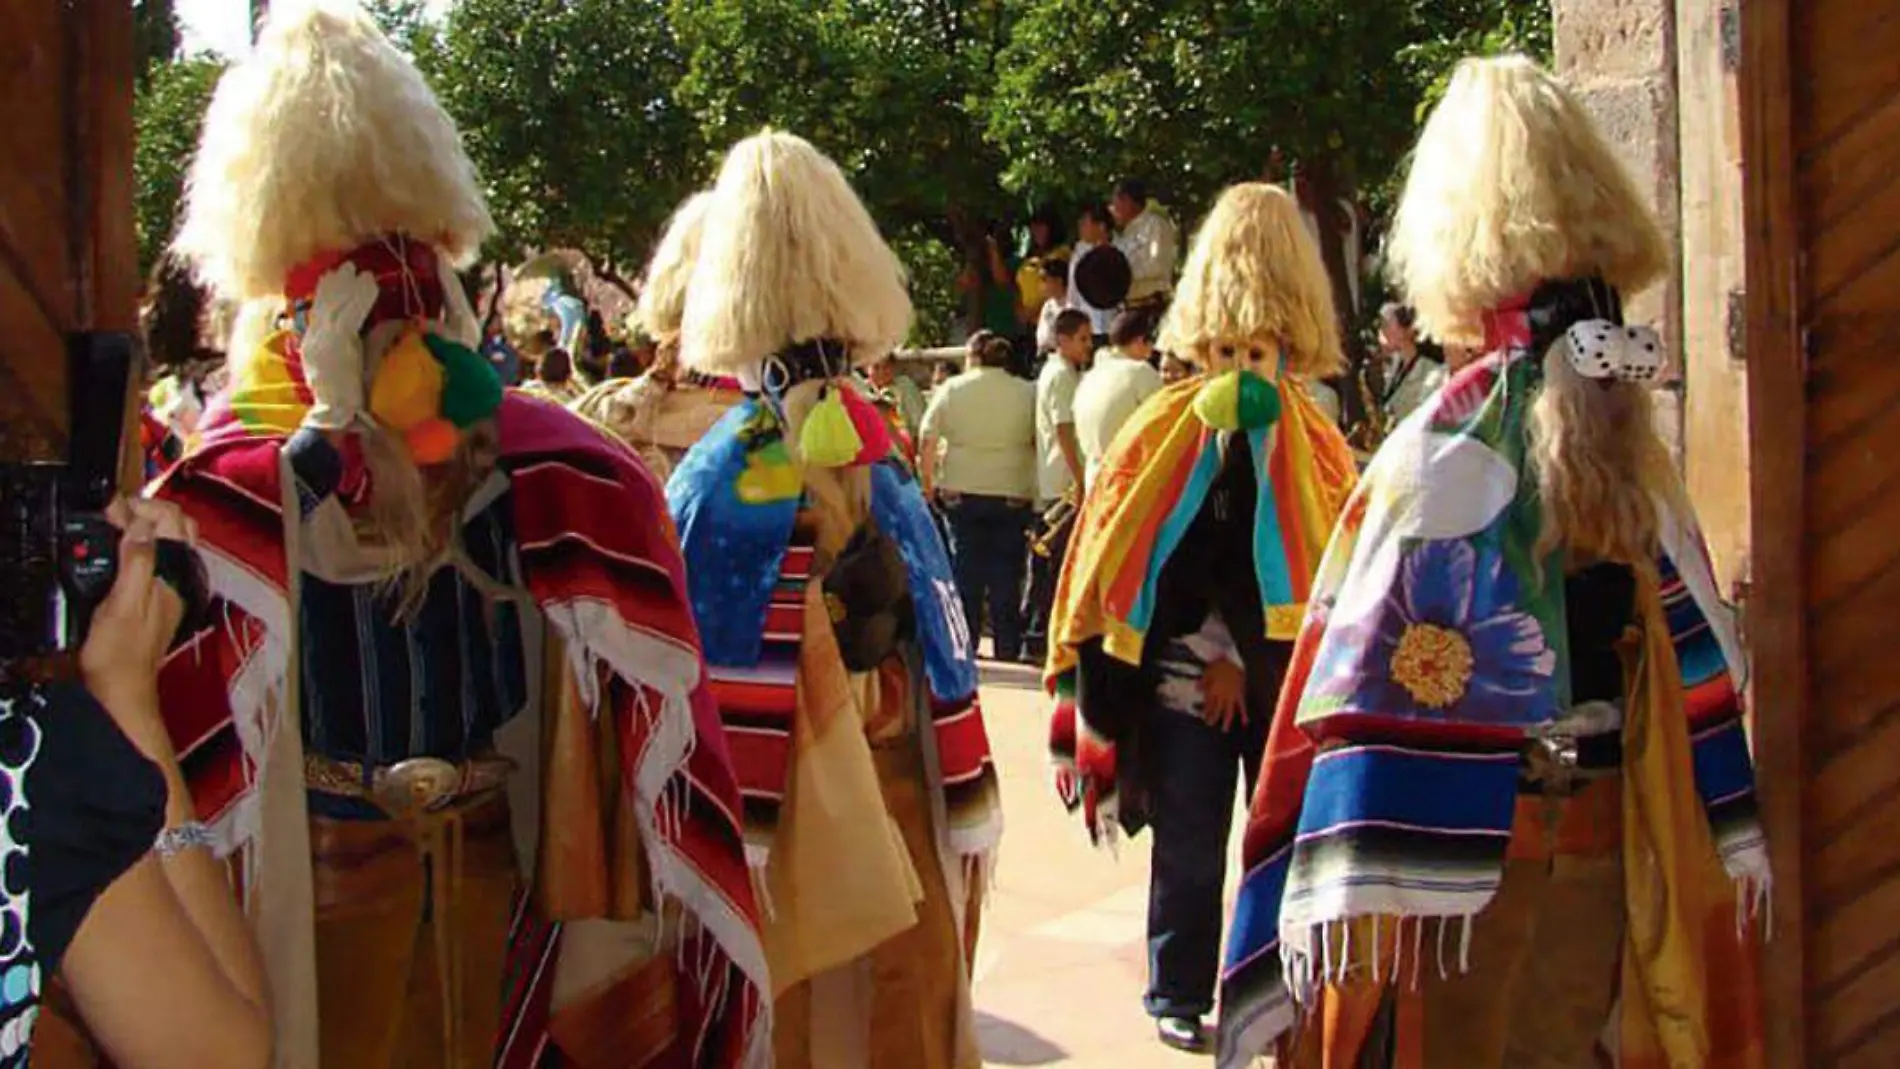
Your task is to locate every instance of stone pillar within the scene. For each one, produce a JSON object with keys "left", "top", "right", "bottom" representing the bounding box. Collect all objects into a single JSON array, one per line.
[
  {"left": 1555, "top": 0, "right": 1752, "bottom": 592},
  {"left": 1555, "top": 0, "right": 1685, "bottom": 462}
]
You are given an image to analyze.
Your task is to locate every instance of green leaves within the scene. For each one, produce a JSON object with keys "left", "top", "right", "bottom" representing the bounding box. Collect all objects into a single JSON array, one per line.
[
  {"left": 133, "top": 54, "right": 225, "bottom": 276},
  {"left": 129, "top": 0, "right": 1546, "bottom": 345},
  {"left": 429, "top": 0, "right": 699, "bottom": 273}
]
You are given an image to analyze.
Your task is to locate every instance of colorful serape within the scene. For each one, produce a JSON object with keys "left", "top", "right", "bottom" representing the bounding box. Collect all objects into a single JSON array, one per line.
[
  {"left": 154, "top": 341, "right": 770, "bottom": 1068},
  {"left": 1214, "top": 346, "right": 1769, "bottom": 1068},
  {"left": 668, "top": 396, "right": 1002, "bottom": 869},
  {"left": 1043, "top": 375, "right": 1358, "bottom": 840}
]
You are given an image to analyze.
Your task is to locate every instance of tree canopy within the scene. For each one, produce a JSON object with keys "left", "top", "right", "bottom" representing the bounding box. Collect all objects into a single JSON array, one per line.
[
  {"left": 133, "top": 54, "right": 225, "bottom": 276},
  {"left": 132, "top": 0, "right": 1550, "bottom": 342},
  {"left": 419, "top": 0, "right": 700, "bottom": 293}
]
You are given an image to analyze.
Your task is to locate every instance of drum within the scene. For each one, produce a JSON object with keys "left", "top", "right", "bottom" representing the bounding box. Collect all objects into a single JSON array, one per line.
[{"left": 1073, "top": 244, "right": 1132, "bottom": 310}]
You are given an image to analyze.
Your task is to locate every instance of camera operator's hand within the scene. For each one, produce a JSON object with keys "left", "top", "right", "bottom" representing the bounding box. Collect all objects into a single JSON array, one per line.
[
  {"left": 79, "top": 499, "right": 195, "bottom": 761},
  {"left": 300, "top": 262, "right": 380, "bottom": 431}
]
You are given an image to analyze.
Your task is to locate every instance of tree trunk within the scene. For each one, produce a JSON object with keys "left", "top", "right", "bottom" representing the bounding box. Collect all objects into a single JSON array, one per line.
[{"left": 1300, "top": 157, "right": 1378, "bottom": 441}]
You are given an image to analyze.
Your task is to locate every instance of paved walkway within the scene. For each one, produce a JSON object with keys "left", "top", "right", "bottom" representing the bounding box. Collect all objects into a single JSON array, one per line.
[{"left": 971, "top": 658, "right": 1247, "bottom": 1068}]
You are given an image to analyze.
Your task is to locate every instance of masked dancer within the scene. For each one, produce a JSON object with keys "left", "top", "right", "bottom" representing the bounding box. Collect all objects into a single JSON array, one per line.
[
  {"left": 1045, "top": 182, "right": 1358, "bottom": 1053},
  {"left": 572, "top": 192, "right": 744, "bottom": 480},
  {"left": 148, "top": 4, "right": 770, "bottom": 1066},
  {"left": 1216, "top": 55, "right": 1768, "bottom": 1069},
  {"left": 667, "top": 130, "right": 1003, "bottom": 1069}
]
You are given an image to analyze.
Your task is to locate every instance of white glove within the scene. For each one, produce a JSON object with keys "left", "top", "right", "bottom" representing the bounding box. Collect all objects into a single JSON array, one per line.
[{"left": 299, "top": 264, "right": 381, "bottom": 430}]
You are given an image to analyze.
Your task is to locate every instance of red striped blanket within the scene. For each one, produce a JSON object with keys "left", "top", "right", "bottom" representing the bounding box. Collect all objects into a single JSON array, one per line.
[{"left": 154, "top": 392, "right": 769, "bottom": 1067}]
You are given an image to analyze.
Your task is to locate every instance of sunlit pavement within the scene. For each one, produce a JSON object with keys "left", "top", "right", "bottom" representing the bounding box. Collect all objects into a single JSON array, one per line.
[{"left": 971, "top": 656, "right": 1251, "bottom": 1068}]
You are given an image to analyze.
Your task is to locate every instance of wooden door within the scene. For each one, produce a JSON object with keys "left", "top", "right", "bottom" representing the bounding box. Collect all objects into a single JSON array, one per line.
[
  {"left": 0, "top": 0, "right": 138, "bottom": 464},
  {"left": 1744, "top": 1, "right": 1900, "bottom": 1065}
]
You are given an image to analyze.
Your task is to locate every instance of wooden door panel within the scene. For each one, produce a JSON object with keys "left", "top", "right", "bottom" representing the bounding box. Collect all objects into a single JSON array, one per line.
[
  {"left": 1761, "top": 0, "right": 1900, "bottom": 1057},
  {"left": 0, "top": 1, "right": 136, "bottom": 468},
  {"left": 1794, "top": 0, "right": 1900, "bottom": 157}
]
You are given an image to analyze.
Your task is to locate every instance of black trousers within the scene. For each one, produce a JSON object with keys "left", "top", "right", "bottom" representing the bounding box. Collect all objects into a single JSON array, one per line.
[
  {"left": 941, "top": 492, "right": 1033, "bottom": 661},
  {"left": 1022, "top": 510, "right": 1072, "bottom": 660}
]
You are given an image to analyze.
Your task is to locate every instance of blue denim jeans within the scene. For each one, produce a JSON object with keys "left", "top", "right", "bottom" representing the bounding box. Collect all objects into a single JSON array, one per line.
[
  {"left": 940, "top": 492, "right": 1032, "bottom": 661},
  {"left": 1142, "top": 705, "right": 1268, "bottom": 1019}
]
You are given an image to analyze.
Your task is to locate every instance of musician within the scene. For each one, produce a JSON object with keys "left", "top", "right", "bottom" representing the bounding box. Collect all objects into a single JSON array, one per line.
[
  {"left": 1027, "top": 309, "right": 1093, "bottom": 660},
  {"left": 1111, "top": 178, "right": 1180, "bottom": 310},
  {"left": 1068, "top": 204, "right": 1117, "bottom": 344}
]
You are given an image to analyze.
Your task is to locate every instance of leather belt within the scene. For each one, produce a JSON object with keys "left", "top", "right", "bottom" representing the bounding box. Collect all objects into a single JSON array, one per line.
[{"left": 305, "top": 752, "right": 516, "bottom": 816}]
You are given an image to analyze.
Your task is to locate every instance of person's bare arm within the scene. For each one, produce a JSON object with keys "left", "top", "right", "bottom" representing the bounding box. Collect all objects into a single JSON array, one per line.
[
  {"left": 64, "top": 500, "right": 270, "bottom": 1069},
  {"left": 61, "top": 838, "right": 271, "bottom": 1069},
  {"left": 919, "top": 433, "right": 941, "bottom": 498},
  {"left": 1057, "top": 422, "right": 1085, "bottom": 496}
]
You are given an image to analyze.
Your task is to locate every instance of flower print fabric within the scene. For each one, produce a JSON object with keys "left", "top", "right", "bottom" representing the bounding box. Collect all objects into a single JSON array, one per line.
[{"left": 1311, "top": 539, "right": 1557, "bottom": 725}]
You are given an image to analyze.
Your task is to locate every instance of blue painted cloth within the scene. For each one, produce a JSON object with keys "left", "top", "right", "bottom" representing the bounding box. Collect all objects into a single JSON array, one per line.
[{"left": 668, "top": 398, "right": 978, "bottom": 705}]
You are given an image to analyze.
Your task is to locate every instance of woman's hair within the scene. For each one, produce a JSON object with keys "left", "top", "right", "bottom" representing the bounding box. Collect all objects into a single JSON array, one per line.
[
  {"left": 539, "top": 347, "right": 573, "bottom": 383},
  {"left": 1386, "top": 55, "right": 1668, "bottom": 346},
  {"left": 172, "top": 0, "right": 493, "bottom": 300},
  {"left": 1527, "top": 343, "right": 1682, "bottom": 565},
  {"left": 142, "top": 255, "right": 219, "bottom": 369},
  {"left": 635, "top": 191, "right": 712, "bottom": 342},
  {"left": 1157, "top": 182, "right": 1344, "bottom": 377},
  {"left": 1380, "top": 301, "right": 1417, "bottom": 330},
  {"left": 966, "top": 330, "right": 1014, "bottom": 368},
  {"left": 680, "top": 130, "right": 912, "bottom": 376},
  {"left": 1028, "top": 204, "right": 1067, "bottom": 249}
]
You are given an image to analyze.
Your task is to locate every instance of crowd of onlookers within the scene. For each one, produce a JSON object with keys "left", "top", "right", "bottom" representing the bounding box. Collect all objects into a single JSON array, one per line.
[{"left": 890, "top": 177, "right": 1459, "bottom": 666}]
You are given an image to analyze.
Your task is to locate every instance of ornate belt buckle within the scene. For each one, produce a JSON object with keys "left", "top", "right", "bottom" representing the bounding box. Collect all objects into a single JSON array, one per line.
[{"left": 373, "top": 757, "right": 462, "bottom": 815}]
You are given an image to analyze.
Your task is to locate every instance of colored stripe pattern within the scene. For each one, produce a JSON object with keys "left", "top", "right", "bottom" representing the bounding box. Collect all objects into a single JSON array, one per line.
[
  {"left": 1213, "top": 346, "right": 1770, "bottom": 1069},
  {"left": 1044, "top": 376, "right": 1358, "bottom": 840},
  {"left": 155, "top": 391, "right": 769, "bottom": 1068}
]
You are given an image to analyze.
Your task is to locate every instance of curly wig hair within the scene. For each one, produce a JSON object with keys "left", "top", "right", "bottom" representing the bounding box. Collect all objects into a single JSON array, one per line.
[
  {"left": 1157, "top": 182, "right": 1344, "bottom": 379},
  {"left": 1386, "top": 55, "right": 1669, "bottom": 346},
  {"left": 680, "top": 130, "right": 911, "bottom": 377},
  {"left": 635, "top": 192, "right": 712, "bottom": 342},
  {"left": 172, "top": 0, "right": 493, "bottom": 300}
]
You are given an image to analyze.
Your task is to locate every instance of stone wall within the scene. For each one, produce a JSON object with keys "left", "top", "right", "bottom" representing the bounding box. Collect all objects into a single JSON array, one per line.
[
  {"left": 1555, "top": 0, "right": 1752, "bottom": 592},
  {"left": 1554, "top": 0, "right": 1684, "bottom": 460}
]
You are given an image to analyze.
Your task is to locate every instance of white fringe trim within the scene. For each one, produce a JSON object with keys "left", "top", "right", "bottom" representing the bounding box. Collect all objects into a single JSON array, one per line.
[{"left": 543, "top": 595, "right": 774, "bottom": 1067}]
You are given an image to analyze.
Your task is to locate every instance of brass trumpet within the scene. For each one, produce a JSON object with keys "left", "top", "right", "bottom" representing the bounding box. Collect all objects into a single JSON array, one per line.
[{"left": 1031, "top": 486, "right": 1080, "bottom": 559}]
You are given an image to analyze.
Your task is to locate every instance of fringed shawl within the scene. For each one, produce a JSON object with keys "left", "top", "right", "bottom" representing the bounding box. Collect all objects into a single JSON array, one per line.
[
  {"left": 666, "top": 398, "right": 1002, "bottom": 871},
  {"left": 1043, "top": 376, "right": 1358, "bottom": 839},
  {"left": 155, "top": 368, "right": 771, "bottom": 1067},
  {"left": 1214, "top": 349, "right": 1769, "bottom": 1068}
]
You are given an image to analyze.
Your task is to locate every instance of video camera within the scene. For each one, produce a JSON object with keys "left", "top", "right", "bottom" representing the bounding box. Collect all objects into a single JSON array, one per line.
[{"left": 0, "top": 333, "right": 203, "bottom": 662}]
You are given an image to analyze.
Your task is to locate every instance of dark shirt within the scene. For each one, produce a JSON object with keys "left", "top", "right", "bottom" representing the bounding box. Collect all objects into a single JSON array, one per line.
[
  {"left": 1565, "top": 562, "right": 1636, "bottom": 705},
  {"left": 1074, "top": 433, "right": 1289, "bottom": 824},
  {"left": 0, "top": 682, "right": 166, "bottom": 1065},
  {"left": 286, "top": 432, "right": 531, "bottom": 768}
]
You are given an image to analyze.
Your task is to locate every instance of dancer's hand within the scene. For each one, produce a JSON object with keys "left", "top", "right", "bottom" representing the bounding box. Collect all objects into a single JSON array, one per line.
[
  {"left": 1200, "top": 659, "right": 1247, "bottom": 732},
  {"left": 301, "top": 263, "right": 379, "bottom": 430}
]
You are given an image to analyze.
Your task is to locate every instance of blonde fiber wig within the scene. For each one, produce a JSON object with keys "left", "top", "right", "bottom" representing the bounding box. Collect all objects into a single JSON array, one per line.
[
  {"left": 1158, "top": 183, "right": 1345, "bottom": 379},
  {"left": 636, "top": 191, "right": 713, "bottom": 341},
  {"left": 680, "top": 130, "right": 911, "bottom": 377},
  {"left": 1528, "top": 342, "right": 1684, "bottom": 565},
  {"left": 1387, "top": 55, "right": 1669, "bottom": 346},
  {"left": 173, "top": 0, "right": 494, "bottom": 300}
]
